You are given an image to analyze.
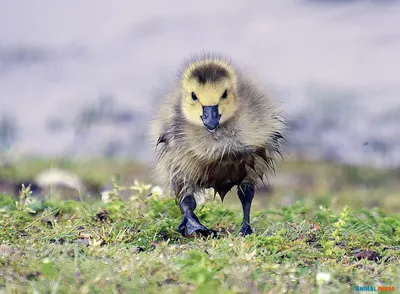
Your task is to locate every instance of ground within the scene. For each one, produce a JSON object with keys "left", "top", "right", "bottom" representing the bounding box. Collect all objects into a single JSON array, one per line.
[{"left": 0, "top": 159, "right": 399, "bottom": 294}]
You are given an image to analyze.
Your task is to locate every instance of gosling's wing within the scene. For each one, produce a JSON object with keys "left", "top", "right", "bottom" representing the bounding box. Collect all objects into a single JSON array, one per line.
[
  {"left": 155, "top": 125, "right": 177, "bottom": 162},
  {"left": 156, "top": 132, "right": 168, "bottom": 149}
]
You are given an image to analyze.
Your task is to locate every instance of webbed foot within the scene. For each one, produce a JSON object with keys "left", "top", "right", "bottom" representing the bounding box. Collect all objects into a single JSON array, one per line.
[
  {"left": 239, "top": 222, "right": 254, "bottom": 236},
  {"left": 177, "top": 213, "right": 216, "bottom": 237}
]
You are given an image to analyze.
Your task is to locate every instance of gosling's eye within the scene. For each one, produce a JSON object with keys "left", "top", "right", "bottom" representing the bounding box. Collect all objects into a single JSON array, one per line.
[
  {"left": 191, "top": 92, "right": 198, "bottom": 101},
  {"left": 221, "top": 89, "right": 228, "bottom": 99}
]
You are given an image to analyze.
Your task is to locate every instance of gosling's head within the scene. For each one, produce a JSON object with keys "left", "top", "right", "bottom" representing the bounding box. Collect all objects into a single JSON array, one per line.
[{"left": 180, "top": 58, "right": 239, "bottom": 132}]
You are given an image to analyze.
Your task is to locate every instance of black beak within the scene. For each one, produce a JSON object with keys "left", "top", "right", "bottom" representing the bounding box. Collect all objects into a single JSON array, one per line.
[{"left": 201, "top": 105, "right": 221, "bottom": 132}]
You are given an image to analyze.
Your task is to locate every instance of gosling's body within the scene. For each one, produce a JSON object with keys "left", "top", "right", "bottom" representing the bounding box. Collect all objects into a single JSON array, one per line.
[{"left": 151, "top": 53, "right": 284, "bottom": 236}]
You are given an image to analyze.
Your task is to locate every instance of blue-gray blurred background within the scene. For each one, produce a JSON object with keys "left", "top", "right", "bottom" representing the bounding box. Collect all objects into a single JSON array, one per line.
[{"left": 1, "top": 0, "right": 399, "bottom": 168}]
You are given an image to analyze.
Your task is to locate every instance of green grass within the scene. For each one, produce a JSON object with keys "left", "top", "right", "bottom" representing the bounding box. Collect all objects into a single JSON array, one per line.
[{"left": 0, "top": 159, "right": 400, "bottom": 293}]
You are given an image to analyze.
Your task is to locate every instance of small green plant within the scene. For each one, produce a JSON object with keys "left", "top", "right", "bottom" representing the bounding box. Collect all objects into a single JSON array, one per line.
[
  {"left": 332, "top": 205, "right": 350, "bottom": 241},
  {"left": 108, "top": 174, "right": 123, "bottom": 202},
  {"left": 15, "top": 183, "right": 36, "bottom": 213}
]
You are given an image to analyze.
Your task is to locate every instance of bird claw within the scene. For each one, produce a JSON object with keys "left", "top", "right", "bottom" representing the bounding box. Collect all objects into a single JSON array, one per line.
[
  {"left": 239, "top": 222, "right": 254, "bottom": 236},
  {"left": 177, "top": 214, "right": 216, "bottom": 237}
]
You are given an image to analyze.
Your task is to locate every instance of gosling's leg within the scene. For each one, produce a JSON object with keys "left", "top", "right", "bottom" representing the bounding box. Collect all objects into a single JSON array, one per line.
[
  {"left": 237, "top": 183, "right": 255, "bottom": 236},
  {"left": 177, "top": 195, "right": 215, "bottom": 237}
]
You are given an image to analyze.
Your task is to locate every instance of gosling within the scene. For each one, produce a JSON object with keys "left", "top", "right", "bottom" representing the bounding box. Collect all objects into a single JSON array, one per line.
[{"left": 150, "top": 53, "right": 285, "bottom": 237}]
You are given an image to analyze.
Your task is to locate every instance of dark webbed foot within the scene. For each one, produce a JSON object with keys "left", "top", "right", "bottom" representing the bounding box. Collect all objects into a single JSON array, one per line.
[
  {"left": 177, "top": 194, "right": 216, "bottom": 237},
  {"left": 237, "top": 183, "right": 255, "bottom": 237},
  {"left": 177, "top": 212, "right": 216, "bottom": 237},
  {"left": 239, "top": 222, "right": 254, "bottom": 236}
]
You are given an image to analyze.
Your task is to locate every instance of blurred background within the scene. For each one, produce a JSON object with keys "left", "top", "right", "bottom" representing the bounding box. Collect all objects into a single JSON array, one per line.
[{"left": 0, "top": 0, "right": 400, "bottom": 209}]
